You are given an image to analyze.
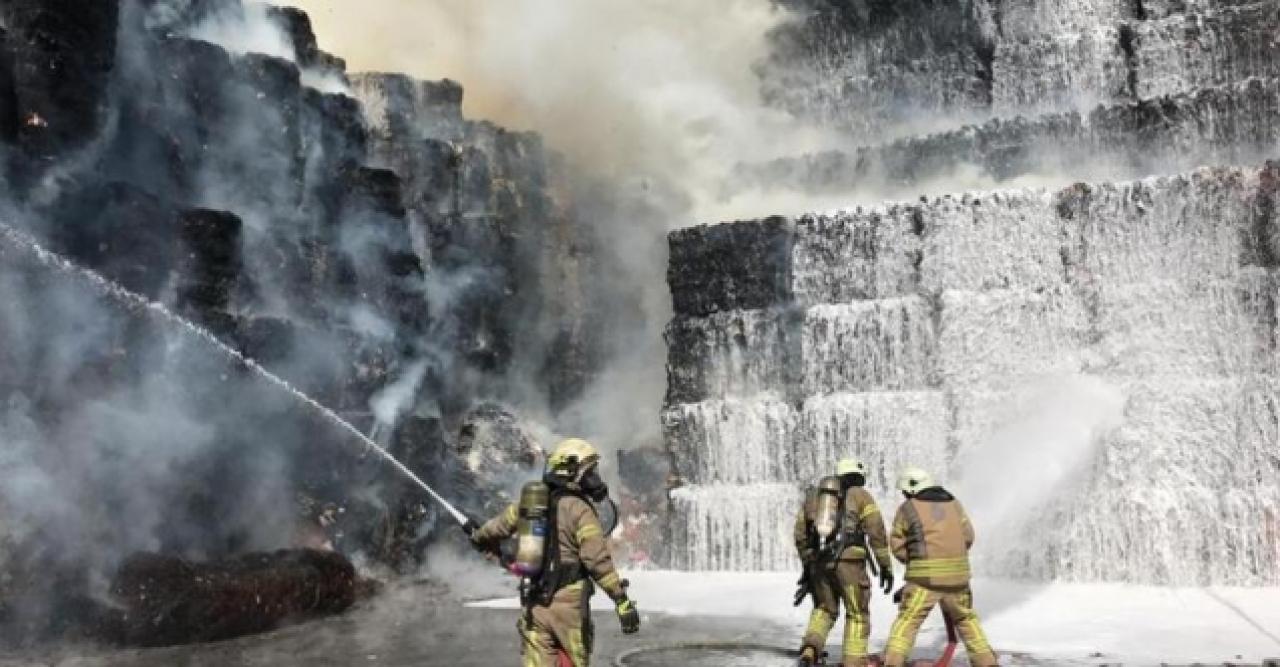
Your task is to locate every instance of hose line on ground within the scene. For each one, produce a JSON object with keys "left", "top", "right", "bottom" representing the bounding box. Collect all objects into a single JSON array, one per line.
[{"left": 612, "top": 641, "right": 796, "bottom": 667}]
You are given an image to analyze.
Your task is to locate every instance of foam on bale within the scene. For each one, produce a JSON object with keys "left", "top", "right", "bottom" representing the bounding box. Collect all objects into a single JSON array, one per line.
[
  {"left": 937, "top": 287, "right": 1091, "bottom": 390},
  {"left": 1065, "top": 169, "right": 1260, "bottom": 286},
  {"left": 668, "top": 483, "right": 801, "bottom": 571},
  {"left": 796, "top": 391, "right": 949, "bottom": 492},
  {"left": 1133, "top": 3, "right": 1280, "bottom": 100},
  {"left": 1090, "top": 277, "right": 1274, "bottom": 377},
  {"left": 664, "top": 309, "right": 792, "bottom": 405},
  {"left": 791, "top": 207, "right": 921, "bottom": 305},
  {"left": 920, "top": 190, "right": 1065, "bottom": 293},
  {"left": 662, "top": 398, "right": 796, "bottom": 486},
  {"left": 992, "top": 29, "right": 1128, "bottom": 115},
  {"left": 663, "top": 165, "right": 1280, "bottom": 584},
  {"left": 801, "top": 298, "right": 937, "bottom": 396},
  {"left": 995, "top": 0, "right": 1132, "bottom": 39}
]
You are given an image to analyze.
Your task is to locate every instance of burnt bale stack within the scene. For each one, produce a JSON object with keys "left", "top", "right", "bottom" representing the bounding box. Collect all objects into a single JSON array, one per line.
[{"left": 107, "top": 549, "right": 358, "bottom": 647}]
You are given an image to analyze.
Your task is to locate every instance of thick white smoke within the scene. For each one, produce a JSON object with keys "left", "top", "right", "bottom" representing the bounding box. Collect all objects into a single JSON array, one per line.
[
  {"left": 183, "top": 2, "right": 294, "bottom": 61},
  {"left": 278, "top": 1, "right": 850, "bottom": 463},
  {"left": 283, "top": 0, "right": 861, "bottom": 224}
]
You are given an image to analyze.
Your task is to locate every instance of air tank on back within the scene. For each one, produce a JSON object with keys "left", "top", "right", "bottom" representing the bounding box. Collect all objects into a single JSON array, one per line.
[
  {"left": 813, "top": 475, "right": 842, "bottom": 543},
  {"left": 513, "top": 480, "right": 550, "bottom": 577}
]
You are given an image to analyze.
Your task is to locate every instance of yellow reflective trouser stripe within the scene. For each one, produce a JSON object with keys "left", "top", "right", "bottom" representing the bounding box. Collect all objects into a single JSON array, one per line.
[
  {"left": 885, "top": 587, "right": 928, "bottom": 655},
  {"left": 958, "top": 600, "right": 993, "bottom": 656},
  {"left": 842, "top": 546, "right": 867, "bottom": 559},
  {"left": 963, "top": 617, "right": 992, "bottom": 654},
  {"left": 806, "top": 607, "right": 835, "bottom": 638},
  {"left": 842, "top": 585, "right": 867, "bottom": 657},
  {"left": 576, "top": 523, "right": 602, "bottom": 542},
  {"left": 519, "top": 617, "right": 548, "bottom": 667},
  {"left": 566, "top": 628, "right": 588, "bottom": 666},
  {"left": 859, "top": 504, "right": 880, "bottom": 520},
  {"left": 597, "top": 571, "right": 621, "bottom": 591},
  {"left": 905, "top": 557, "right": 970, "bottom": 577},
  {"left": 504, "top": 504, "right": 519, "bottom": 523}
]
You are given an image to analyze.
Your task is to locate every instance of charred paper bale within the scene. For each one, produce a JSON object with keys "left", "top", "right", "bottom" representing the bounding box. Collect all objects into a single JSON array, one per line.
[
  {"left": 109, "top": 549, "right": 358, "bottom": 647},
  {"left": 448, "top": 404, "right": 543, "bottom": 519},
  {"left": 231, "top": 53, "right": 305, "bottom": 208},
  {"left": 133, "top": 0, "right": 239, "bottom": 31},
  {"left": 456, "top": 404, "right": 543, "bottom": 479},
  {"left": 302, "top": 89, "right": 367, "bottom": 174},
  {"left": 1, "top": 0, "right": 119, "bottom": 164},
  {"left": 0, "top": 27, "right": 18, "bottom": 144},
  {"left": 265, "top": 6, "right": 347, "bottom": 79},
  {"left": 44, "top": 181, "right": 179, "bottom": 298},
  {"left": 175, "top": 208, "right": 243, "bottom": 327},
  {"left": 668, "top": 217, "right": 795, "bottom": 318}
]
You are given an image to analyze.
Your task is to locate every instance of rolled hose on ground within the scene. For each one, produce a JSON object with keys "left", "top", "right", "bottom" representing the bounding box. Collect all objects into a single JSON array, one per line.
[{"left": 612, "top": 641, "right": 796, "bottom": 666}]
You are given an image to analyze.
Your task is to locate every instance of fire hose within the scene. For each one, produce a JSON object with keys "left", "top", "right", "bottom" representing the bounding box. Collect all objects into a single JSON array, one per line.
[
  {"left": 613, "top": 642, "right": 795, "bottom": 666},
  {"left": 934, "top": 613, "right": 959, "bottom": 667}
]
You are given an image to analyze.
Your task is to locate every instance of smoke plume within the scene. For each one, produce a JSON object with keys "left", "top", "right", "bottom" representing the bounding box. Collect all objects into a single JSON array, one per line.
[{"left": 286, "top": 0, "right": 856, "bottom": 221}]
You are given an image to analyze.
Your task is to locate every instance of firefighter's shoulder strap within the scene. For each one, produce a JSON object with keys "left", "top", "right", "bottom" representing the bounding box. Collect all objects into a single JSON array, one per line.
[
  {"left": 845, "top": 487, "right": 870, "bottom": 540},
  {"left": 801, "top": 485, "right": 820, "bottom": 537},
  {"left": 533, "top": 490, "right": 589, "bottom": 605}
]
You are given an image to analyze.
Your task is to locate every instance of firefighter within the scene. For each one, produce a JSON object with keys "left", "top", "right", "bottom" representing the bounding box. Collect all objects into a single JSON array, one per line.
[
  {"left": 467, "top": 438, "right": 640, "bottom": 667},
  {"left": 882, "top": 467, "right": 997, "bottom": 667},
  {"left": 794, "top": 458, "right": 894, "bottom": 667}
]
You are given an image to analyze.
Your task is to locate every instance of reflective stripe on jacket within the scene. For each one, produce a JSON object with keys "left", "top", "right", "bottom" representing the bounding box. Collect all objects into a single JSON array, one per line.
[{"left": 890, "top": 489, "right": 974, "bottom": 588}]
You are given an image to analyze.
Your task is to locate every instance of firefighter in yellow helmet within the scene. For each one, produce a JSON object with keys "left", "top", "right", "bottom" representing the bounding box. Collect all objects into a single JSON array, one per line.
[
  {"left": 467, "top": 438, "right": 640, "bottom": 666},
  {"left": 882, "top": 467, "right": 997, "bottom": 667},
  {"left": 793, "top": 458, "right": 894, "bottom": 667}
]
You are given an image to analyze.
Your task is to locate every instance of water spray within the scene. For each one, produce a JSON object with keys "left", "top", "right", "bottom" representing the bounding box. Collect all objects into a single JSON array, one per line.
[{"left": 0, "top": 221, "right": 472, "bottom": 528}]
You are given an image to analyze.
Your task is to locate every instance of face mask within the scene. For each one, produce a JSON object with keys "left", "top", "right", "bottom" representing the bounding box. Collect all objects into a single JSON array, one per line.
[
  {"left": 580, "top": 469, "right": 609, "bottom": 503},
  {"left": 840, "top": 473, "right": 865, "bottom": 489}
]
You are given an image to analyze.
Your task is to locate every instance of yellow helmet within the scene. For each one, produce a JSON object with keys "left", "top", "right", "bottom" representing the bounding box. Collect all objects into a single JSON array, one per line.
[
  {"left": 897, "top": 466, "right": 935, "bottom": 496},
  {"left": 547, "top": 438, "right": 600, "bottom": 479},
  {"left": 836, "top": 458, "right": 867, "bottom": 477}
]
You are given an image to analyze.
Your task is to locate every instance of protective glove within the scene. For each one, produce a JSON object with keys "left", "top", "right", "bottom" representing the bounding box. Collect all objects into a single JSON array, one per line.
[
  {"left": 879, "top": 569, "right": 894, "bottom": 595},
  {"left": 616, "top": 598, "right": 641, "bottom": 634},
  {"left": 792, "top": 570, "right": 812, "bottom": 607},
  {"left": 462, "top": 519, "right": 492, "bottom": 555},
  {"left": 892, "top": 587, "right": 904, "bottom": 604}
]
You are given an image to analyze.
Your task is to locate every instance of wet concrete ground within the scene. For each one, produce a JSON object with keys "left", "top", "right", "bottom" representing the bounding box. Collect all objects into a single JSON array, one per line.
[{"left": 0, "top": 582, "right": 807, "bottom": 667}]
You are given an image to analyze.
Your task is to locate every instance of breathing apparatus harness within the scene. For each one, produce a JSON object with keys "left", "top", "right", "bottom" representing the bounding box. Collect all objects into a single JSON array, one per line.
[
  {"left": 827, "top": 473, "right": 876, "bottom": 574},
  {"left": 512, "top": 456, "right": 619, "bottom": 609},
  {"left": 796, "top": 474, "right": 875, "bottom": 605},
  {"left": 811, "top": 475, "right": 866, "bottom": 563}
]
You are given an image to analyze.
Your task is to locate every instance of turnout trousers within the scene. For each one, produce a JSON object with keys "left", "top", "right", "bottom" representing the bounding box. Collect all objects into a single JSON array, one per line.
[
  {"left": 519, "top": 581, "right": 593, "bottom": 667},
  {"left": 882, "top": 583, "right": 997, "bottom": 667},
  {"left": 801, "top": 559, "right": 873, "bottom": 667}
]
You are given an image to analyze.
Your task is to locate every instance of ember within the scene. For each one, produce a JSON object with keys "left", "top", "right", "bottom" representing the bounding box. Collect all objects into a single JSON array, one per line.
[{"left": 105, "top": 549, "right": 362, "bottom": 647}]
